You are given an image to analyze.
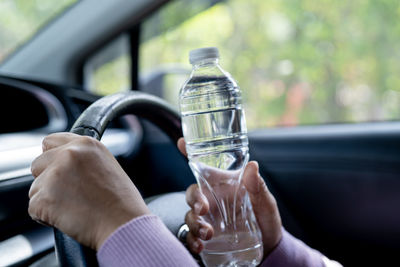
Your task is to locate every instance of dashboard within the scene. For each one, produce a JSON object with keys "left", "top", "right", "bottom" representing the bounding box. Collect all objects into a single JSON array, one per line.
[{"left": 0, "top": 76, "right": 143, "bottom": 266}]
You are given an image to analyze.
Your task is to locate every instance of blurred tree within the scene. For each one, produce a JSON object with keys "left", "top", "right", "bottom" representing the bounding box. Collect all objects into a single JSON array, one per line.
[
  {"left": 140, "top": 0, "right": 400, "bottom": 129},
  {"left": 0, "top": 0, "right": 77, "bottom": 63},
  {"left": 1, "top": 0, "right": 399, "bottom": 129}
]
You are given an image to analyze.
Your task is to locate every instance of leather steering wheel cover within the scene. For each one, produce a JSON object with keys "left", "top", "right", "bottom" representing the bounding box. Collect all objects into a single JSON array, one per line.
[
  {"left": 70, "top": 91, "right": 182, "bottom": 141},
  {"left": 54, "top": 91, "right": 183, "bottom": 267}
]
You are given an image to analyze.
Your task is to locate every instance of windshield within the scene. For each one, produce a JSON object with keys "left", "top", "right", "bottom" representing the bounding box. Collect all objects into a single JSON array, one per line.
[{"left": 0, "top": 0, "right": 78, "bottom": 64}]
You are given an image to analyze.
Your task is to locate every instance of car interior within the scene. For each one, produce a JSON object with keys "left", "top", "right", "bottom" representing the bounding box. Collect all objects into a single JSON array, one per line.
[{"left": 0, "top": 0, "right": 399, "bottom": 266}]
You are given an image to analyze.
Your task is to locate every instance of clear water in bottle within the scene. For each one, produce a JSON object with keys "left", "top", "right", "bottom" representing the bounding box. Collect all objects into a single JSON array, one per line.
[{"left": 180, "top": 47, "right": 263, "bottom": 267}]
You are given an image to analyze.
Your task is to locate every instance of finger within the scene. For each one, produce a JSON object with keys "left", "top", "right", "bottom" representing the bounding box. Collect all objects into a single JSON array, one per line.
[
  {"left": 243, "top": 161, "right": 281, "bottom": 242},
  {"left": 31, "top": 148, "right": 59, "bottom": 178},
  {"left": 28, "top": 193, "right": 53, "bottom": 227},
  {"left": 185, "top": 210, "right": 213, "bottom": 240},
  {"left": 177, "top": 137, "right": 187, "bottom": 157},
  {"left": 28, "top": 194, "right": 40, "bottom": 221},
  {"left": 186, "top": 184, "right": 209, "bottom": 215},
  {"left": 243, "top": 161, "right": 277, "bottom": 214},
  {"left": 186, "top": 231, "right": 203, "bottom": 254},
  {"left": 42, "top": 132, "right": 79, "bottom": 152},
  {"left": 28, "top": 175, "right": 42, "bottom": 198},
  {"left": 242, "top": 161, "right": 261, "bottom": 194}
]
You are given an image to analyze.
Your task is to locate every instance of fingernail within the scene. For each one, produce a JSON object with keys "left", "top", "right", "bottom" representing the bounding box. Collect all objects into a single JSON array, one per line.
[
  {"left": 194, "top": 202, "right": 203, "bottom": 214},
  {"left": 199, "top": 227, "right": 208, "bottom": 239}
]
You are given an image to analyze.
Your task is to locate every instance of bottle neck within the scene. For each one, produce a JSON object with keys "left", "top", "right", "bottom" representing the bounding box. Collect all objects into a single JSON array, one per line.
[{"left": 192, "top": 58, "right": 219, "bottom": 69}]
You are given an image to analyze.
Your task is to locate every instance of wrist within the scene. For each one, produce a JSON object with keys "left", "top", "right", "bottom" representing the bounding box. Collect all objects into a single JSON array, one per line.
[
  {"left": 95, "top": 207, "right": 151, "bottom": 250},
  {"left": 263, "top": 227, "right": 283, "bottom": 258}
]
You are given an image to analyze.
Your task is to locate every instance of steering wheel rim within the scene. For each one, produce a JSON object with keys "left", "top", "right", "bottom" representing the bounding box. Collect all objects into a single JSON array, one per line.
[{"left": 54, "top": 91, "right": 183, "bottom": 267}]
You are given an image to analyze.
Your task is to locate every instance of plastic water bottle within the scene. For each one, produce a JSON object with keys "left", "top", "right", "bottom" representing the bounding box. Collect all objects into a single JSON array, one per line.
[{"left": 179, "top": 47, "right": 263, "bottom": 267}]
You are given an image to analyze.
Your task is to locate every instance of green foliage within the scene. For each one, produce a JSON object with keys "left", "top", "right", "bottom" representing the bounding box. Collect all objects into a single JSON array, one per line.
[
  {"left": 2, "top": 0, "right": 400, "bottom": 129},
  {"left": 0, "top": 0, "right": 77, "bottom": 62},
  {"left": 92, "top": 55, "right": 131, "bottom": 95},
  {"left": 141, "top": 0, "right": 400, "bottom": 129}
]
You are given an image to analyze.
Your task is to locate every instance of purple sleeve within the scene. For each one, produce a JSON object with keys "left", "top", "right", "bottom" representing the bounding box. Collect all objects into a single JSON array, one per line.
[
  {"left": 98, "top": 216, "right": 334, "bottom": 267},
  {"left": 97, "top": 215, "right": 199, "bottom": 267},
  {"left": 260, "top": 228, "right": 325, "bottom": 267}
]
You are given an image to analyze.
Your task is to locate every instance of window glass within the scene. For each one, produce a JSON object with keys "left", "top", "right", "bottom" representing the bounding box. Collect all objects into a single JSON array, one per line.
[
  {"left": 0, "top": 0, "right": 78, "bottom": 64},
  {"left": 140, "top": 0, "right": 400, "bottom": 130},
  {"left": 84, "top": 34, "right": 131, "bottom": 95}
]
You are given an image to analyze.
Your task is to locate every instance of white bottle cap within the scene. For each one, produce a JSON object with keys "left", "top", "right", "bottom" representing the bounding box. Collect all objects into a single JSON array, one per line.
[{"left": 189, "top": 47, "right": 219, "bottom": 64}]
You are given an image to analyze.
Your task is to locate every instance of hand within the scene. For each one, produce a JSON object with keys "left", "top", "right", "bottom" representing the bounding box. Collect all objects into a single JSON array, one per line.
[
  {"left": 29, "top": 133, "right": 150, "bottom": 250},
  {"left": 177, "top": 138, "right": 282, "bottom": 256}
]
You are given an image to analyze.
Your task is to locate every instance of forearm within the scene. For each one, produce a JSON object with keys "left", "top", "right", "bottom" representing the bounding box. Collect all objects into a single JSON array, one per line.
[
  {"left": 97, "top": 217, "right": 340, "bottom": 267},
  {"left": 97, "top": 215, "right": 198, "bottom": 267}
]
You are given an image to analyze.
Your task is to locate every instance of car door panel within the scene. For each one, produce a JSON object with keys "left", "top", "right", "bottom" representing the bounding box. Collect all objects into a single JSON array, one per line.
[{"left": 248, "top": 123, "right": 400, "bottom": 266}]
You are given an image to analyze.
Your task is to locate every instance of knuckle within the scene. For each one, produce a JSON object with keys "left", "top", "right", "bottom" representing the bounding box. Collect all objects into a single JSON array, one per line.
[
  {"left": 191, "top": 183, "right": 199, "bottom": 192},
  {"left": 42, "top": 134, "right": 57, "bottom": 151},
  {"left": 50, "top": 164, "right": 67, "bottom": 179},
  {"left": 27, "top": 199, "right": 36, "bottom": 218},
  {"left": 31, "top": 161, "right": 38, "bottom": 177},
  {"left": 186, "top": 184, "right": 199, "bottom": 205},
  {"left": 205, "top": 224, "right": 214, "bottom": 240},
  {"left": 28, "top": 182, "right": 37, "bottom": 199},
  {"left": 199, "top": 193, "right": 208, "bottom": 206},
  {"left": 185, "top": 212, "right": 202, "bottom": 235},
  {"left": 41, "top": 137, "right": 50, "bottom": 151},
  {"left": 62, "top": 137, "right": 99, "bottom": 160},
  {"left": 80, "top": 136, "right": 102, "bottom": 150},
  {"left": 28, "top": 195, "right": 47, "bottom": 222},
  {"left": 187, "top": 232, "right": 202, "bottom": 253},
  {"left": 80, "top": 136, "right": 95, "bottom": 145},
  {"left": 34, "top": 195, "right": 54, "bottom": 223},
  {"left": 74, "top": 136, "right": 105, "bottom": 158},
  {"left": 62, "top": 145, "right": 81, "bottom": 161},
  {"left": 185, "top": 187, "right": 194, "bottom": 204}
]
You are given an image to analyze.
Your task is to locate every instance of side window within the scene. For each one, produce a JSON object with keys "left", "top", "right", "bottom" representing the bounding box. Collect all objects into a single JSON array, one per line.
[
  {"left": 83, "top": 34, "right": 131, "bottom": 95},
  {"left": 139, "top": 1, "right": 217, "bottom": 108},
  {"left": 139, "top": 0, "right": 400, "bottom": 130}
]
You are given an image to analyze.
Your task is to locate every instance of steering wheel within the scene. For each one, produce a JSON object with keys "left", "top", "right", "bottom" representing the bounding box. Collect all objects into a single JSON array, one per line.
[{"left": 54, "top": 91, "right": 190, "bottom": 267}]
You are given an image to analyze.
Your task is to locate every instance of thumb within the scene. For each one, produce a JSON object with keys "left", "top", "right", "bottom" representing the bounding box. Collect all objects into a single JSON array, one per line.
[
  {"left": 243, "top": 161, "right": 276, "bottom": 215},
  {"left": 242, "top": 161, "right": 263, "bottom": 195},
  {"left": 177, "top": 137, "right": 187, "bottom": 157},
  {"left": 242, "top": 161, "right": 282, "bottom": 254}
]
